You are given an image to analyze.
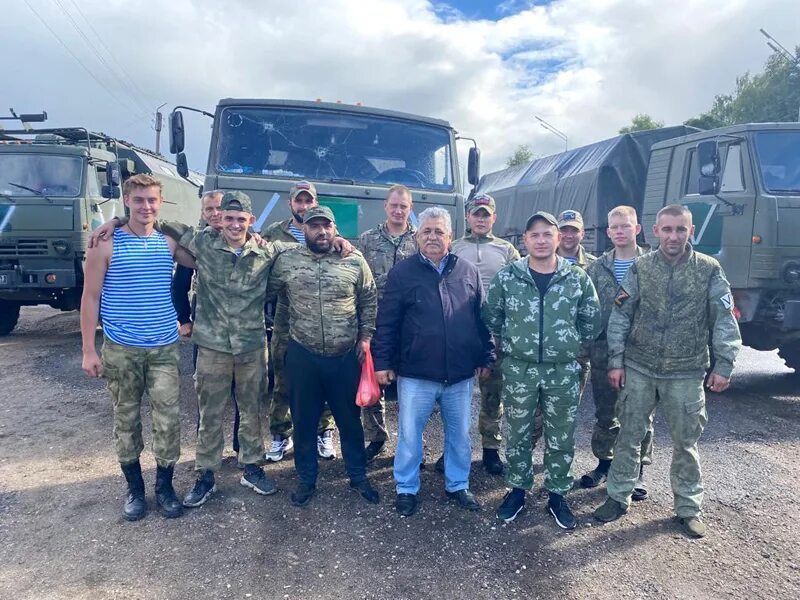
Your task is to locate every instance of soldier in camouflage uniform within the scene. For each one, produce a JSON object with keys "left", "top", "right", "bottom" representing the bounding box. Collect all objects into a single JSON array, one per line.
[
  {"left": 594, "top": 204, "right": 741, "bottom": 538},
  {"left": 268, "top": 206, "right": 380, "bottom": 507},
  {"left": 483, "top": 211, "right": 600, "bottom": 530},
  {"left": 357, "top": 184, "right": 418, "bottom": 461},
  {"left": 260, "top": 181, "right": 335, "bottom": 462},
  {"left": 450, "top": 193, "right": 519, "bottom": 475},
  {"left": 581, "top": 206, "right": 653, "bottom": 499}
]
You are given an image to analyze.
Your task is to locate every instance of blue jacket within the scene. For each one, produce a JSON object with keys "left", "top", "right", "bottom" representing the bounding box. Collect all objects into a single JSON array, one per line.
[{"left": 372, "top": 253, "right": 494, "bottom": 384}]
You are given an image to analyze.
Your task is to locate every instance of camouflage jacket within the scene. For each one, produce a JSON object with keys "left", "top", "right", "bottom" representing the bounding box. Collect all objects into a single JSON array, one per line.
[
  {"left": 358, "top": 222, "right": 417, "bottom": 299},
  {"left": 586, "top": 245, "right": 648, "bottom": 337},
  {"left": 482, "top": 257, "right": 600, "bottom": 364},
  {"left": 261, "top": 218, "right": 301, "bottom": 244},
  {"left": 259, "top": 218, "right": 302, "bottom": 327},
  {"left": 161, "top": 222, "right": 286, "bottom": 355},
  {"left": 450, "top": 233, "right": 520, "bottom": 289},
  {"left": 268, "top": 246, "right": 377, "bottom": 357},
  {"left": 558, "top": 244, "right": 596, "bottom": 269},
  {"left": 607, "top": 245, "right": 741, "bottom": 378}
]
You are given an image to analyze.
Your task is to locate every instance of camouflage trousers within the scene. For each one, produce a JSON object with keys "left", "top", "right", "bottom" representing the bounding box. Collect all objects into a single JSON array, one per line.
[
  {"left": 589, "top": 343, "right": 653, "bottom": 463},
  {"left": 101, "top": 338, "right": 180, "bottom": 468},
  {"left": 607, "top": 367, "right": 707, "bottom": 518},
  {"left": 195, "top": 346, "right": 266, "bottom": 471},
  {"left": 502, "top": 358, "right": 582, "bottom": 495},
  {"left": 269, "top": 313, "right": 334, "bottom": 437}
]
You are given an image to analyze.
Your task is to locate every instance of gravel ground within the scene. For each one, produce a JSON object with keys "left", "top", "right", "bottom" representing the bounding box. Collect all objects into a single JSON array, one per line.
[{"left": 0, "top": 307, "right": 799, "bottom": 600}]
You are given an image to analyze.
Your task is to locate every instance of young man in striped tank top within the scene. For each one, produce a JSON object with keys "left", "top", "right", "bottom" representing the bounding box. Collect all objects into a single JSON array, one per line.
[
  {"left": 582, "top": 205, "right": 653, "bottom": 498},
  {"left": 81, "top": 174, "right": 196, "bottom": 521}
]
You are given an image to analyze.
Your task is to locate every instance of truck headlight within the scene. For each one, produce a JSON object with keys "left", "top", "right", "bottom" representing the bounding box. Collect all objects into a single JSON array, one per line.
[
  {"left": 53, "top": 240, "right": 70, "bottom": 254},
  {"left": 783, "top": 262, "right": 800, "bottom": 285}
]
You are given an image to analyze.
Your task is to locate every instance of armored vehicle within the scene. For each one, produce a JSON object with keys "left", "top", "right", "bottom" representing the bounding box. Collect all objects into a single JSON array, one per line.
[
  {"left": 0, "top": 122, "right": 201, "bottom": 335},
  {"left": 477, "top": 123, "right": 800, "bottom": 368},
  {"left": 169, "top": 98, "right": 480, "bottom": 239}
]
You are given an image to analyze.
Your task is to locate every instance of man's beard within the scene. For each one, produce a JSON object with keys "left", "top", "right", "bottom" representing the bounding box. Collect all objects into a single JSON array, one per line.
[
  {"left": 307, "top": 235, "right": 333, "bottom": 253},
  {"left": 292, "top": 210, "right": 305, "bottom": 223}
]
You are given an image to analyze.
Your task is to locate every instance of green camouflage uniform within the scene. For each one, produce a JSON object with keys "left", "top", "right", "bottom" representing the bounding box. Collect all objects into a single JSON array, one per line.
[
  {"left": 102, "top": 338, "right": 181, "bottom": 468},
  {"left": 482, "top": 257, "right": 600, "bottom": 494},
  {"left": 163, "top": 221, "right": 286, "bottom": 471},
  {"left": 261, "top": 218, "right": 334, "bottom": 437},
  {"left": 450, "top": 232, "right": 520, "bottom": 450},
  {"left": 558, "top": 244, "right": 597, "bottom": 392},
  {"left": 357, "top": 222, "right": 417, "bottom": 443},
  {"left": 586, "top": 245, "right": 653, "bottom": 463},
  {"left": 606, "top": 245, "right": 741, "bottom": 517}
]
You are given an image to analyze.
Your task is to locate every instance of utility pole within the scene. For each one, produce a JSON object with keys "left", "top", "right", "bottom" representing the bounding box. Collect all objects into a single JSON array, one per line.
[
  {"left": 154, "top": 102, "right": 167, "bottom": 154},
  {"left": 535, "top": 115, "right": 568, "bottom": 151},
  {"left": 759, "top": 29, "right": 800, "bottom": 121}
]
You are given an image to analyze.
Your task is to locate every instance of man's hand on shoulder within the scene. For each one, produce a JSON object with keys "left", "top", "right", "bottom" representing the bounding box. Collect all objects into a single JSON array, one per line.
[
  {"left": 88, "top": 217, "right": 120, "bottom": 248},
  {"left": 333, "top": 236, "right": 354, "bottom": 257}
]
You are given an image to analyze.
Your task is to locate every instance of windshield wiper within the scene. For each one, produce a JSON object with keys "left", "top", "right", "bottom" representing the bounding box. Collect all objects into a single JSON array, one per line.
[{"left": 7, "top": 182, "right": 54, "bottom": 203}]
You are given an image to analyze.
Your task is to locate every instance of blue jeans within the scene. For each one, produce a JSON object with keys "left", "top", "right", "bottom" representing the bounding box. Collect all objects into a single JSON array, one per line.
[{"left": 395, "top": 376, "right": 474, "bottom": 495}]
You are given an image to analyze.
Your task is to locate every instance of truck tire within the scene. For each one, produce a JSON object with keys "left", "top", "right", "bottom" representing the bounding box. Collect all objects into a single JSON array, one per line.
[
  {"left": 778, "top": 342, "right": 800, "bottom": 372},
  {"left": 0, "top": 300, "right": 21, "bottom": 336}
]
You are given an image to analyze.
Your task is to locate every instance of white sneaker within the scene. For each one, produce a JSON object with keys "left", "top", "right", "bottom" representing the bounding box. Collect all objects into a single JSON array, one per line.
[
  {"left": 317, "top": 429, "right": 337, "bottom": 460},
  {"left": 265, "top": 435, "right": 293, "bottom": 462}
]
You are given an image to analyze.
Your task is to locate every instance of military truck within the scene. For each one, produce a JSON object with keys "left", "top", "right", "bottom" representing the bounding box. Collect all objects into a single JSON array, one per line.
[
  {"left": 0, "top": 121, "right": 202, "bottom": 335},
  {"left": 168, "top": 98, "right": 480, "bottom": 239},
  {"left": 477, "top": 122, "right": 800, "bottom": 369}
]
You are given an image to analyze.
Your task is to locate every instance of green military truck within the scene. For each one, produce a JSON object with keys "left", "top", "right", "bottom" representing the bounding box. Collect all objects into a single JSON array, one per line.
[
  {"left": 478, "top": 122, "right": 800, "bottom": 369},
  {"left": 169, "top": 98, "right": 480, "bottom": 239},
  {"left": 0, "top": 123, "right": 201, "bottom": 335}
]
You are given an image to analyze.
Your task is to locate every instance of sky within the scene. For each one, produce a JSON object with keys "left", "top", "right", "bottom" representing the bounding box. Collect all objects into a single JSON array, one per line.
[{"left": 2, "top": 0, "right": 798, "bottom": 177}]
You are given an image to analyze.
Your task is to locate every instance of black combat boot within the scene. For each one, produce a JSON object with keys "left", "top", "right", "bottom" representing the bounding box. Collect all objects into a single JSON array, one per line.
[
  {"left": 120, "top": 461, "right": 147, "bottom": 521},
  {"left": 155, "top": 465, "right": 184, "bottom": 519}
]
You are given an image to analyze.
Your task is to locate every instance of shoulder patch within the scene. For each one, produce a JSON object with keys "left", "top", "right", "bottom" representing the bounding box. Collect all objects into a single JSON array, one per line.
[
  {"left": 720, "top": 292, "right": 733, "bottom": 311},
  {"left": 614, "top": 288, "right": 630, "bottom": 306}
]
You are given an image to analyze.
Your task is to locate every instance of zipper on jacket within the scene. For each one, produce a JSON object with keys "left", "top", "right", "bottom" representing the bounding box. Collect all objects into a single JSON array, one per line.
[
  {"left": 659, "top": 266, "right": 675, "bottom": 373},
  {"left": 538, "top": 289, "right": 545, "bottom": 364},
  {"left": 318, "top": 260, "right": 326, "bottom": 353}
]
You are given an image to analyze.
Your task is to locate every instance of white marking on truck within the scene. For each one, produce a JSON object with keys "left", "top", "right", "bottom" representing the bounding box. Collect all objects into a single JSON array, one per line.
[{"left": 254, "top": 193, "right": 281, "bottom": 231}]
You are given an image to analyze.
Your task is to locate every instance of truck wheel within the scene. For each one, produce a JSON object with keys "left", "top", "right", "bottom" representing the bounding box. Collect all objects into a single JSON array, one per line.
[
  {"left": 0, "top": 300, "right": 21, "bottom": 336},
  {"left": 778, "top": 342, "right": 800, "bottom": 372}
]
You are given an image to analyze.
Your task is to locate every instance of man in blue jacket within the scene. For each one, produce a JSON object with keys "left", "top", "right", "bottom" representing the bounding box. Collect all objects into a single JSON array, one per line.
[{"left": 372, "top": 207, "right": 494, "bottom": 517}]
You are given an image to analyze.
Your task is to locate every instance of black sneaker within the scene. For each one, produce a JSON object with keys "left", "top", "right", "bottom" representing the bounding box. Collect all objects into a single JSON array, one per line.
[
  {"left": 364, "top": 441, "right": 386, "bottom": 463},
  {"left": 445, "top": 489, "right": 481, "bottom": 511},
  {"left": 240, "top": 465, "right": 278, "bottom": 496},
  {"left": 547, "top": 492, "right": 576, "bottom": 530},
  {"left": 482, "top": 448, "right": 504, "bottom": 475},
  {"left": 496, "top": 488, "right": 526, "bottom": 523},
  {"left": 395, "top": 493, "right": 418, "bottom": 516},
  {"left": 291, "top": 483, "right": 316, "bottom": 507},
  {"left": 183, "top": 470, "right": 216, "bottom": 508},
  {"left": 350, "top": 479, "right": 380, "bottom": 504}
]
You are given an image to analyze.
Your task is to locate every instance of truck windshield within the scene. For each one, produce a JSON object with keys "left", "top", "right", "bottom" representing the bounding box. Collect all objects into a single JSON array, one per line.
[
  {"left": 0, "top": 154, "right": 83, "bottom": 198},
  {"left": 215, "top": 107, "right": 454, "bottom": 191},
  {"left": 755, "top": 131, "right": 800, "bottom": 194}
]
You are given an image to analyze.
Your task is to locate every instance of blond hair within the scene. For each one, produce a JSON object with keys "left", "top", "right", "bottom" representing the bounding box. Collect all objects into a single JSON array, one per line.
[
  {"left": 608, "top": 205, "right": 638, "bottom": 223},
  {"left": 122, "top": 173, "right": 162, "bottom": 196}
]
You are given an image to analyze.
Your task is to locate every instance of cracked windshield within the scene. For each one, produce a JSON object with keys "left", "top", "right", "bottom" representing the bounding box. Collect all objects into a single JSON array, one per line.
[{"left": 215, "top": 107, "right": 454, "bottom": 190}]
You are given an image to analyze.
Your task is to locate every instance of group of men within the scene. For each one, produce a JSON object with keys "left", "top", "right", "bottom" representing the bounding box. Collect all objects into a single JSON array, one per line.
[{"left": 81, "top": 173, "right": 741, "bottom": 539}]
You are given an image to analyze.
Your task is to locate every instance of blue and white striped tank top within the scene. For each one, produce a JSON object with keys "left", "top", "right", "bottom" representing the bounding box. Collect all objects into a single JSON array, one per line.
[{"left": 101, "top": 228, "right": 178, "bottom": 347}]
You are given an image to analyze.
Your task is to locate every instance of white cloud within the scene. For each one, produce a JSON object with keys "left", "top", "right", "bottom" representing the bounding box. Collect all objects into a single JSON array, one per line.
[{"left": 3, "top": 0, "right": 798, "bottom": 179}]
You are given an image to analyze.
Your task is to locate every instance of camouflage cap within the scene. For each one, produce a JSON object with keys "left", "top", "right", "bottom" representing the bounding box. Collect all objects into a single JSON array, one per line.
[
  {"left": 557, "top": 209, "right": 584, "bottom": 230},
  {"left": 303, "top": 205, "right": 335, "bottom": 224},
  {"left": 469, "top": 193, "right": 496, "bottom": 215},
  {"left": 220, "top": 191, "right": 253, "bottom": 214},
  {"left": 290, "top": 180, "right": 318, "bottom": 201},
  {"left": 525, "top": 210, "right": 559, "bottom": 230}
]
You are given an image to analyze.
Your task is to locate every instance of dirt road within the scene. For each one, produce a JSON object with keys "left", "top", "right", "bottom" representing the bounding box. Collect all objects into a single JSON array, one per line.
[{"left": 1, "top": 307, "right": 798, "bottom": 599}]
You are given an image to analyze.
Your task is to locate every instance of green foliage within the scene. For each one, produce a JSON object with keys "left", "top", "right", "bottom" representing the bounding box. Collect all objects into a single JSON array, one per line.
[
  {"left": 685, "top": 48, "right": 800, "bottom": 129},
  {"left": 618, "top": 113, "right": 665, "bottom": 134},
  {"left": 506, "top": 144, "right": 534, "bottom": 168}
]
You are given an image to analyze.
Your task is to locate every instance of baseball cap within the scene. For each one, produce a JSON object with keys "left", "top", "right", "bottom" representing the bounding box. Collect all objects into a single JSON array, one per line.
[
  {"left": 220, "top": 191, "right": 252, "bottom": 214},
  {"left": 525, "top": 210, "right": 559, "bottom": 230},
  {"left": 289, "top": 180, "right": 318, "bottom": 201},
  {"left": 557, "top": 209, "right": 584, "bottom": 229},
  {"left": 303, "top": 205, "right": 336, "bottom": 224},
  {"left": 469, "top": 193, "right": 496, "bottom": 215}
]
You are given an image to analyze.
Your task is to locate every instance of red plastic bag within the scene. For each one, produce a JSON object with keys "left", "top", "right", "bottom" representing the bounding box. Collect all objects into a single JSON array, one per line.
[{"left": 356, "top": 344, "right": 381, "bottom": 407}]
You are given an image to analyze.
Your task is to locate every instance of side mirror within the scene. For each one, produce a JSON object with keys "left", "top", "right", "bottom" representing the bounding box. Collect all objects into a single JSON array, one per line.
[
  {"left": 197, "top": 184, "right": 204, "bottom": 198},
  {"left": 169, "top": 110, "right": 185, "bottom": 154},
  {"left": 697, "top": 140, "right": 720, "bottom": 196},
  {"left": 468, "top": 146, "right": 481, "bottom": 185},
  {"left": 101, "top": 185, "right": 121, "bottom": 199},
  {"left": 106, "top": 161, "right": 121, "bottom": 187},
  {"left": 176, "top": 152, "right": 189, "bottom": 178}
]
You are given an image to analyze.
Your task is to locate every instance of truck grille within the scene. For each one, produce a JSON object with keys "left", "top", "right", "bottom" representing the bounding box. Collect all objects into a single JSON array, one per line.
[{"left": 0, "top": 239, "right": 49, "bottom": 257}]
